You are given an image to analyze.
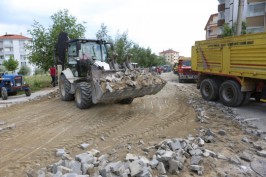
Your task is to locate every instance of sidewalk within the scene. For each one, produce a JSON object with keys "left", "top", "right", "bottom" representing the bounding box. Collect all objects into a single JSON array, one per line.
[{"left": 0, "top": 87, "right": 58, "bottom": 109}]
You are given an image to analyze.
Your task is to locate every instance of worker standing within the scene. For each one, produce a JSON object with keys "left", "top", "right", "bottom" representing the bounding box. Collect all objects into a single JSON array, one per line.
[{"left": 50, "top": 66, "right": 57, "bottom": 87}]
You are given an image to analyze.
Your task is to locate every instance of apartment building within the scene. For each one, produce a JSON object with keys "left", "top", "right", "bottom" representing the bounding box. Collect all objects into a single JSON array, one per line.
[
  {"left": 217, "top": 0, "right": 248, "bottom": 35},
  {"left": 0, "top": 34, "right": 34, "bottom": 74},
  {"left": 205, "top": 13, "right": 219, "bottom": 39},
  {"left": 159, "top": 49, "right": 179, "bottom": 64},
  {"left": 246, "top": 0, "right": 266, "bottom": 33}
]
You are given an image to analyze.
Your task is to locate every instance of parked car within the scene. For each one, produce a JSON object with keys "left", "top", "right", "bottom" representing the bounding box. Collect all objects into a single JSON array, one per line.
[{"left": 163, "top": 65, "right": 171, "bottom": 72}]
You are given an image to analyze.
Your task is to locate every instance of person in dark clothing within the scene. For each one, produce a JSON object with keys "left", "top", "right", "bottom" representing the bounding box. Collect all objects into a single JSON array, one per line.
[{"left": 50, "top": 66, "right": 57, "bottom": 87}]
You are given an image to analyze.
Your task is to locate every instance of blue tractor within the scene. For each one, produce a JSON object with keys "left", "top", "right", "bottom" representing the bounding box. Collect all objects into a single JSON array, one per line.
[{"left": 0, "top": 73, "right": 31, "bottom": 100}]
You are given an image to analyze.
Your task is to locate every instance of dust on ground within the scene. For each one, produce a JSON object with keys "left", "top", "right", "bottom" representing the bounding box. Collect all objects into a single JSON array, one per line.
[{"left": 0, "top": 72, "right": 265, "bottom": 176}]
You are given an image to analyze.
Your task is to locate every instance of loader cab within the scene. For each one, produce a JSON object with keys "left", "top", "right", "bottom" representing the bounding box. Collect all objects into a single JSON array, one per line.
[{"left": 67, "top": 39, "right": 110, "bottom": 77}]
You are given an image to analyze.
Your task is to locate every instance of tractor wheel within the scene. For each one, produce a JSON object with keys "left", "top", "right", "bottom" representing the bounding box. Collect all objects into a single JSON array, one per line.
[
  {"left": 25, "top": 90, "right": 31, "bottom": 97},
  {"left": 200, "top": 78, "right": 219, "bottom": 101},
  {"left": 59, "top": 74, "right": 74, "bottom": 101},
  {"left": 75, "top": 82, "right": 93, "bottom": 109},
  {"left": 119, "top": 98, "right": 134, "bottom": 104},
  {"left": 219, "top": 80, "right": 244, "bottom": 107},
  {"left": 1, "top": 87, "right": 8, "bottom": 100}
]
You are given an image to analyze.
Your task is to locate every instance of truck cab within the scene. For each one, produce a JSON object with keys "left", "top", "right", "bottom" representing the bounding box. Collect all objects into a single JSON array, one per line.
[{"left": 177, "top": 59, "right": 198, "bottom": 83}]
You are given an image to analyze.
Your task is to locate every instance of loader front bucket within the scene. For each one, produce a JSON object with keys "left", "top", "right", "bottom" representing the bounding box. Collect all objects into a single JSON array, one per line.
[{"left": 91, "top": 69, "right": 166, "bottom": 104}]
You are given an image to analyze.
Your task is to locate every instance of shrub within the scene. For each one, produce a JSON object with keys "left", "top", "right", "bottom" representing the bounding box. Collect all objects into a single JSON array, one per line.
[{"left": 18, "top": 65, "right": 31, "bottom": 76}]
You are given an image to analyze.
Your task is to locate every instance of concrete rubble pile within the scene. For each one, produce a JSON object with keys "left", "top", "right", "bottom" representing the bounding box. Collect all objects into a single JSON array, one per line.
[
  {"left": 32, "top": 131, "right": 231, "bottom": 177},
  {"left": 99, "top": 70, "right": 166, "bottom": 93}
]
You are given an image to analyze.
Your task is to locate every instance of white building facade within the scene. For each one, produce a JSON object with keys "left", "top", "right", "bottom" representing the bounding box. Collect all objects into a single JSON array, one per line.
[
  {"left": 217, "top": 0, "right": 248, "bottom": 35},
  {"left": 159, "top": 49, "right": 179, "bottom": 64},
  {"left": 0, "top": 34, "right": 35, "bottom": 74}
]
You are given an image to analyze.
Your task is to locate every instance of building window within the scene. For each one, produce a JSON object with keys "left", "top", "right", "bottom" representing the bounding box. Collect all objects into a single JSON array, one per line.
[
  {"left": 0, "top": 48, "right": 3, "bottom": 52},
  {"left": 21, "top": 62, "right": 27, "bottom": 66},
  {"left": 5, "top": 54, "right": 14, "bottom": 60},
  {"left": 20, "top": 55, "right": 26, "bottom": 60},
  {"left": 247, "top": 27, "right": 264, "bottom": 33},
  {"left": 4, "top": 47, "right": 13, "bottom": 52},
  {"left": 248, "top": 3, "right": 265, "bottom": 17},
  {"left": 0, "top": 55, "right": 3, "bottom": 59},
  {"left": 4, "top": 40, "right": 13, "bottom": 45}
]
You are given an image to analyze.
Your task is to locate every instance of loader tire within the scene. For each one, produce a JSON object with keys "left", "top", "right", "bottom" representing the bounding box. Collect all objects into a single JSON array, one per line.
[
  {"left": 219, "top": 80, "right": 244, "bottom": 107},
  {"left": 1, "top": 87, "right": 8, "bottom": 100},
  {"left": 59, "top": 74, "right": 74, "bottom": 101},
  {"left": 200, "top": 78, "right": 219, "bottom": 101},
  {"left": 75, "top": 82, "right": 93, "bottom": 109},
  {"left": 119, "top": 98, "right": 134, "bottom": 104}
]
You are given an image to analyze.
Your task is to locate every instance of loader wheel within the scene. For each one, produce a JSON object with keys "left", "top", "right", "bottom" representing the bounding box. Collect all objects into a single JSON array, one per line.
[
  {"left": 219, "top": 80, "right": 244, "bottom": 107},
  {"left": 200, "top": 78, "right": 219, "bottom": 101},
  {"left": 25, "top": 90, "right": 31, "bottom": 97},
  {"left": 1, "top": 87, "right": 8, "bottom": 100},
  {"left": 75, "top": 82, "right": 93, "bottom": 109},
  {"left": 59, "top": 74, "right": 74, "bottom": 101},
  {"left": 119, "top": 98, "right": 134, "bottom": 104}
]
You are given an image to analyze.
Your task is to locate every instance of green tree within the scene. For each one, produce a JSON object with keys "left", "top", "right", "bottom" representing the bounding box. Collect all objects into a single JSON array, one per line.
[
  {"left": 18, "top": 65, "right": 31, "bottom": 75},
  {"left": 221, "top": 23, "right": 234, "bottom": 37},
  {"left": 2, "top": 56, "right": 19, "bottom": 72},
  {"left": 113, "top": 31, "right": 133, "bottom": 64},
  {"left": 241, "top": 21, "right": 247, "bottom": 35},
  {"left": 27, "top": 9, "right": 86, "bottom": 71},
  {"left": 96, "top": 23, "right": 111, "bottom": 41}
]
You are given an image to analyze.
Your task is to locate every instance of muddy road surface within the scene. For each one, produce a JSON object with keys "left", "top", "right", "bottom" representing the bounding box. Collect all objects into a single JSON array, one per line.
[{"left": 0, "top": 73, "right": 265, "bottom": 177}]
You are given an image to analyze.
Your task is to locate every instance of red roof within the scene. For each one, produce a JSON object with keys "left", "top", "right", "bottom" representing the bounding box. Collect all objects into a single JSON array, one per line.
[
  {"left": 0, "top": 34, "right": 31, "bottom": 40},
  {"left": 159, "top": 49, "right": 178, "bottom": 54}
]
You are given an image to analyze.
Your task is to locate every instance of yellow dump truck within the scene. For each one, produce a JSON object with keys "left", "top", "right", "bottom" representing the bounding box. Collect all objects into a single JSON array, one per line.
[{"left": 191, "top": 32, "right": 266, "bottom": 107}]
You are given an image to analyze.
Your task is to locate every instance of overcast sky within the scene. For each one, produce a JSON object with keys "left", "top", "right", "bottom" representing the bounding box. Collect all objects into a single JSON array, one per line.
[{"left": 0, "top": 0, "right": 218, "bottom": 57}]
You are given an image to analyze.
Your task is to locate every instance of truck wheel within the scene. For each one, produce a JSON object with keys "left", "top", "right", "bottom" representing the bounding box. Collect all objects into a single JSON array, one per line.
[
  {"left": 25, "top": 90, "right": 31, "bottom": 97},
  {"left": 200, "top": 78, "right": 219, "bottom": 101},
  {"left": 219, "top": 80, "right": 244, "bottom": 107},
  {"left": 119, "top": 98, "right": 134, "bottom": 104},
  {"left": 59, "top": 74, "right": 74, "bottom": 101},
  {"left": 1, "top": 87, "right": 8, "bottom": 100},
  {"left": 75, "top": 82, "right": 93, "bottom": 109},
  {"left": 240, "top": 92, "right": 251, "bottom": 105}
]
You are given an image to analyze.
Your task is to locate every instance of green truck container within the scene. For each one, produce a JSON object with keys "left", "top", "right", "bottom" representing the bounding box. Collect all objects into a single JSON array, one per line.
[{"left": 191, "top": 32, "right": 266, "bottom": 107}]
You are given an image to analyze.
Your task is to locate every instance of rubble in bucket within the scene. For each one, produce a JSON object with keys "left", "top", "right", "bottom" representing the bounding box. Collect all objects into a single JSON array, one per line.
[{"left": 99, "top": 70, "right": 166, "bottom": 93}]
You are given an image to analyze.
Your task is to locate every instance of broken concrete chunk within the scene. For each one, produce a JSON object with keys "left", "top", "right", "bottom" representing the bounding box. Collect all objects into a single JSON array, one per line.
[
  {"left": 217, "top": 153, "right": 227, "bottom": 160},
  {"left": 129, "top": 160, "right": 143, "bottom": 176},
  {"left": 191, "top": 156, "right": 202, "bottom": 165},
  {"left": 169, "top": 139, "right": 182, "bottom": 151},
  {"left": 257, "top": 150, "right": 266, "bottom": 157},
  {"left": 218, "top": 129, "right": 226, "bottom": 136},
  {"left": 189, "top": 149, "right": 203, "bottom": 156},
  {"left": 126, "top": 153, "right": 138, "bottom": 161},
  {"left": 150, "top": 158, "right": 159, "bottom": 169},
  {"left": 75, "top": 153, "right": 94, "bottom": 164},
  {"left": 56, "top": 149, "right": 66, "bottom": 157},
  {"left": 80, "top": 143, "right": 90, "bottom": 150},
  {"left": 239, "top": 151, "right": 253, "bottom": 162},
  {"left": 190, "top": 165, "right": 204, "bottom": 176},
  {"left": 88, "top": 149, "right": 100, "bottom": 157},
  {"left": 161, "top": 151, "right": 175, "bottom": 161},
  {"left": 157, "top": 162, "right": 166, "bottom": 175}
]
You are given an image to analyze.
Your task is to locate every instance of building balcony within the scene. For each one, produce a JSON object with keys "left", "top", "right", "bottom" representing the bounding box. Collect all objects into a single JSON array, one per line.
[
  {"left": 3, "top": 43, "right": 13, "bottom": 48},
  {"left": 4, "top": 51, "right": 14, "bottom": 55},
  {"left": 217, "top": 19, "right": 225, "bottom": 27},
  {"left": 246, "top": 15, "right": 265, "bottom": 27},
  {"left": 218, "top": 3, "right": 225, "bottom": 12},
  {"left": 248, "top": 0, "right": 265, "bottom": 3}
]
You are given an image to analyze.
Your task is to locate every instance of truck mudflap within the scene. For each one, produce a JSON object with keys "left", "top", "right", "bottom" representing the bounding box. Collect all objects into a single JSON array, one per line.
[{"left": 91, "top": 69, "right": 166, "bottom": 104}]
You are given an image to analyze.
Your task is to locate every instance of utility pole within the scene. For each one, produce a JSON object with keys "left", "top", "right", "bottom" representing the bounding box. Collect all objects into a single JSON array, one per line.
[{"left": 236, "top": 0, "right": 244, "bottom": 35}]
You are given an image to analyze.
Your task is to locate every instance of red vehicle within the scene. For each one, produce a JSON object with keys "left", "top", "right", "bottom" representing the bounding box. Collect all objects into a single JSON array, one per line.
[{"left": 177, "top": 58, "right": 198, "bottom": 83}]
